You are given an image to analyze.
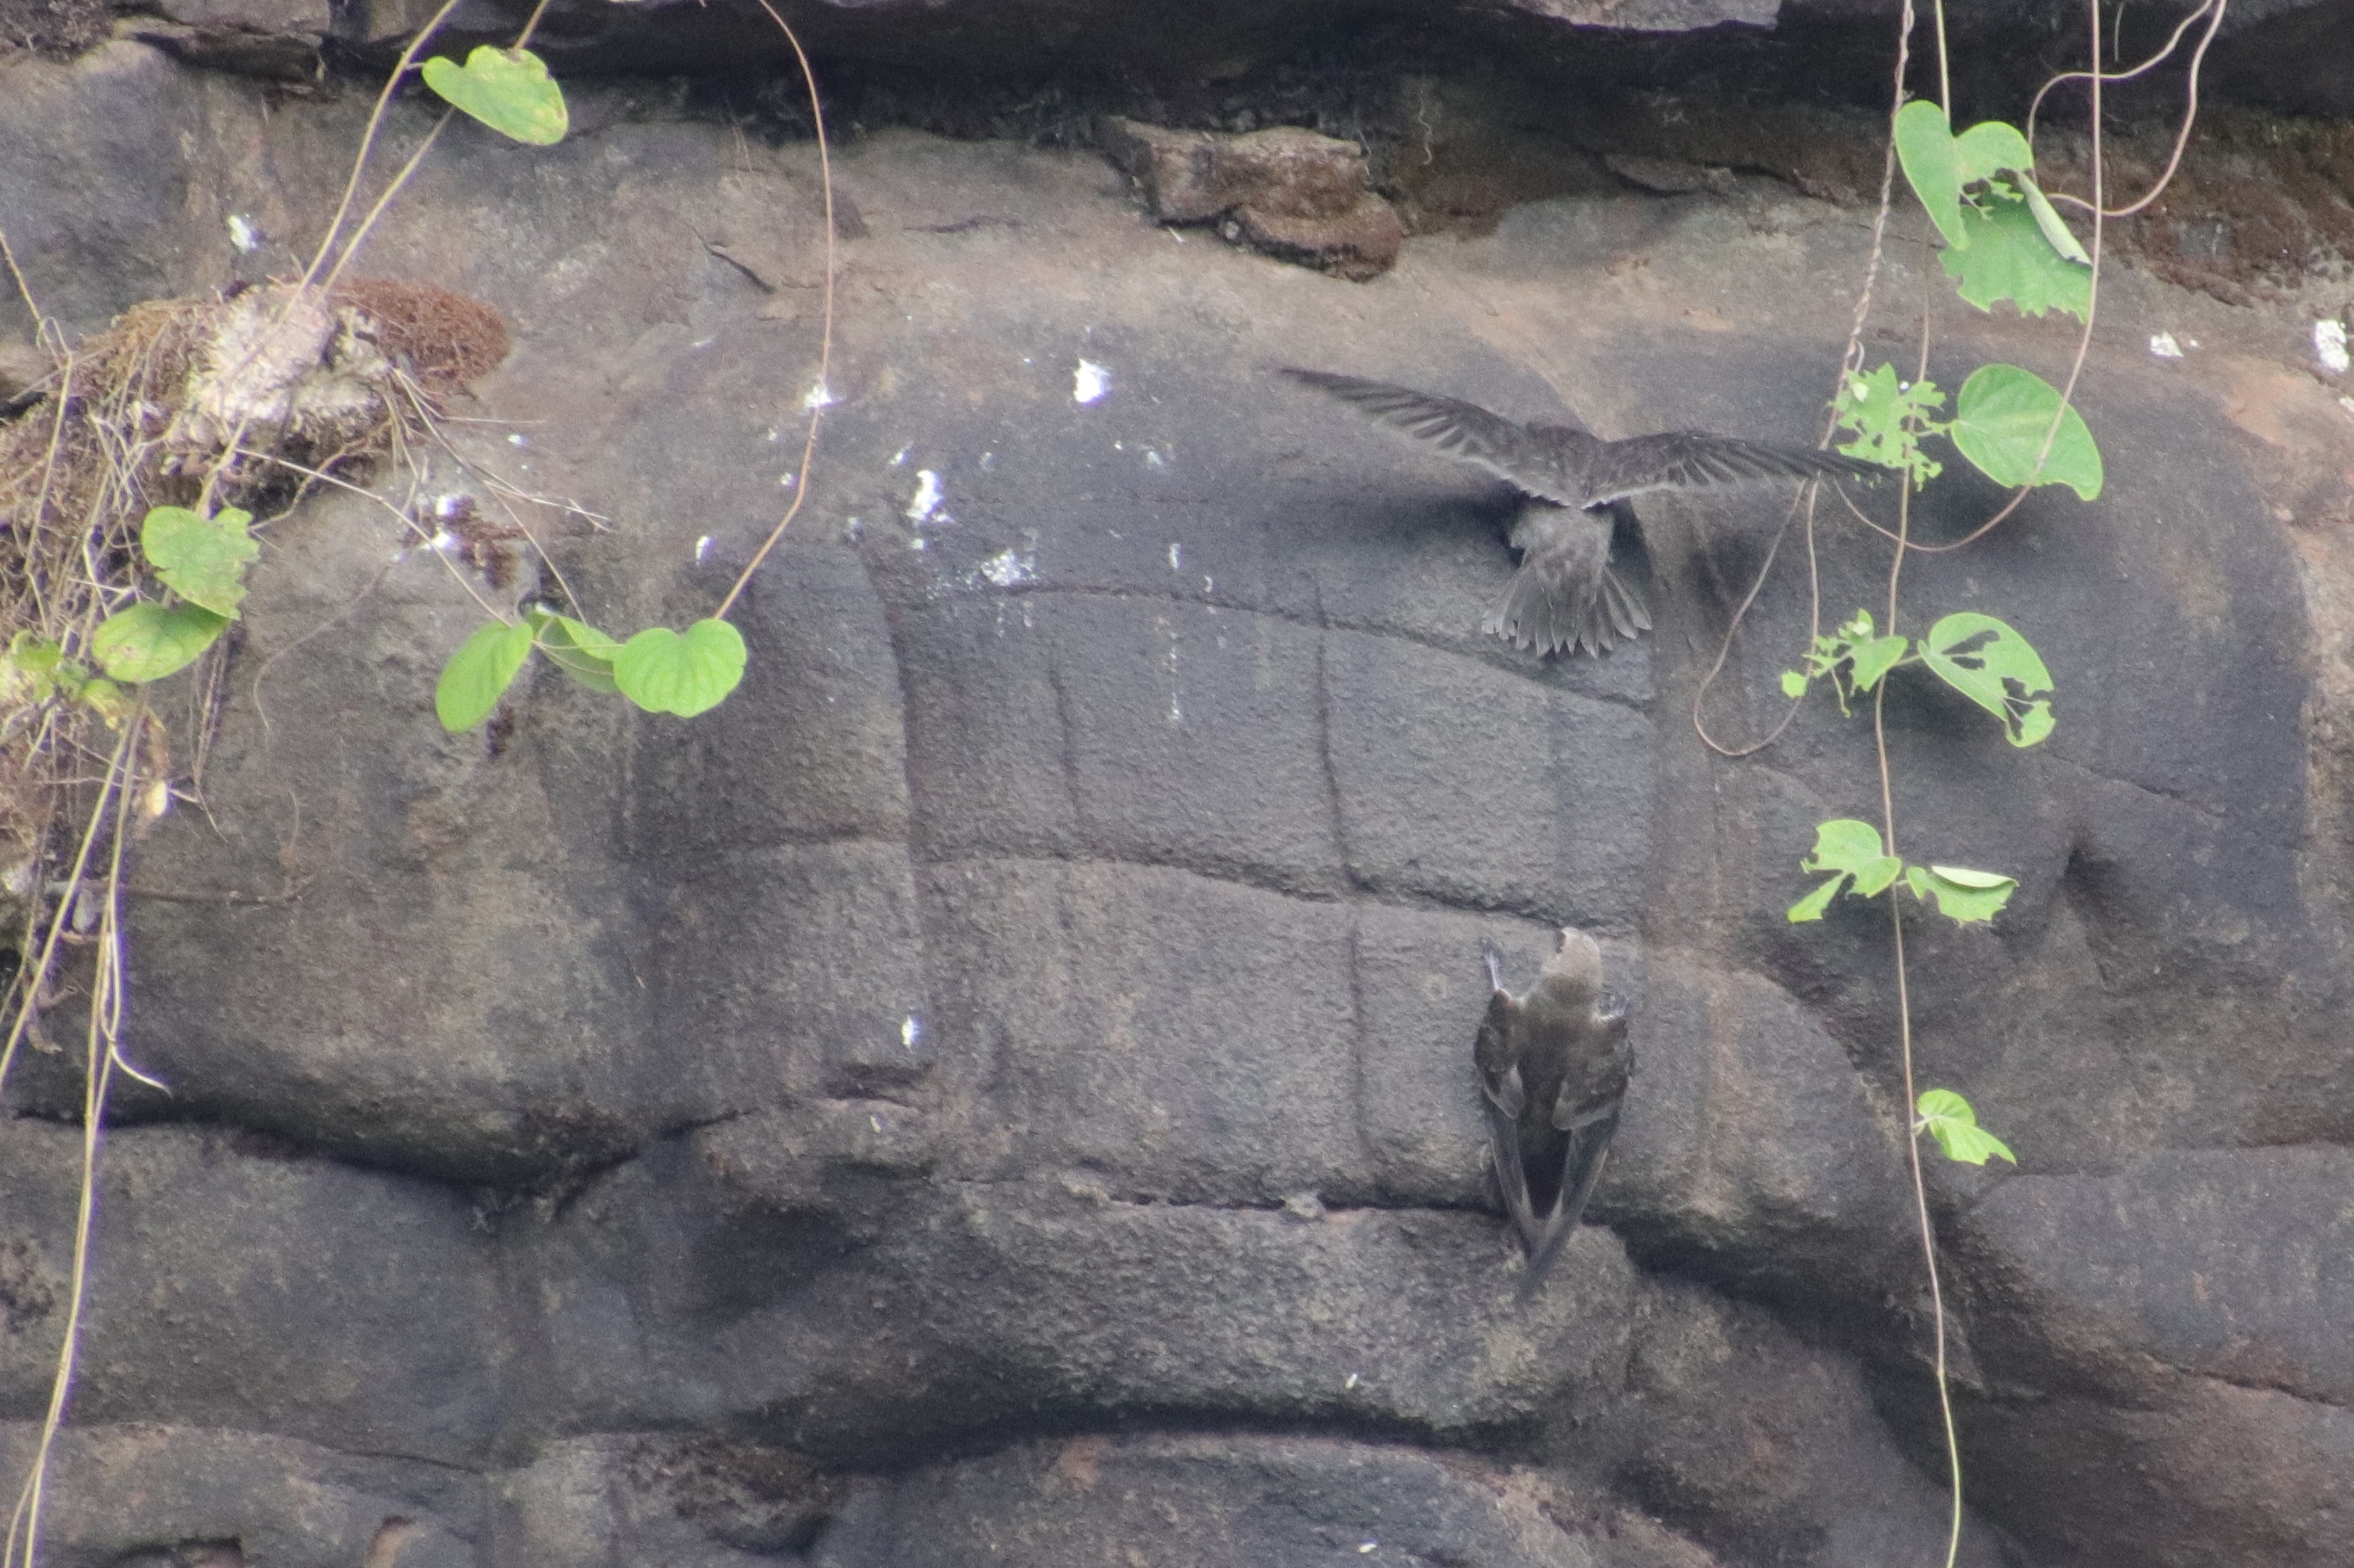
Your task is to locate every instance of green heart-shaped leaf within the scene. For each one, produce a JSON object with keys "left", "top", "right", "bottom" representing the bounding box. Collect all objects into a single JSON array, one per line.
[
  {"left": 142, "top": 504, "right": 259, "bottom": 617},
  {"left": 612, "top": 617, "right": 747, "bottom": 717},
  {"left": 436, "top": 618, "right": 535, "bottom": 731},
  {"left": 421, "top": 47, "right": 568, "bottom": 145},
  {"left": 91, "top": 602, "right": 229, "bottom": 682},
  {"left": 1894, "top": 100, "right": 1967, "bottom": 248},
  {"left": 1949, "top": 364, "right": 2103, "bottom": 499},
  {"left": 1950, "top": 120, "right": 2034, "bottom": 186}
]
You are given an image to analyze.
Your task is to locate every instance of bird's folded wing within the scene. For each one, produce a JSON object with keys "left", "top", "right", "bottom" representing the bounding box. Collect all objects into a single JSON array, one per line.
[
  {"left": 1581, "top": 432, "right": 1880, "bottom": 507},
  {"left": 1282, "top": 370, "right": 1585, "bottom": 506},
  {"left": 1515, "top": 1108, "right": 1621, "bottom": 1304}
]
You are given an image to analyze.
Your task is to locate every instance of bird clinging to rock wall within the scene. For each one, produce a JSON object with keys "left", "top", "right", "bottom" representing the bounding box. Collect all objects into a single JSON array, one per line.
[
  {"left": 1475, "top": 929, "right": 1632, "bottom": 1302},
  {"left": 1283, "top": 368, "right": 1880, "bottom": 657}
]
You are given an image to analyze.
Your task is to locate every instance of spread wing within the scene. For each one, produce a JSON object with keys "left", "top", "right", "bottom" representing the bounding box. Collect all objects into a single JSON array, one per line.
[
  {"left": 1580, "top": 432, "right": 1880, "bottom": 507},
  {"left": 1282, "top": 369, "right": 1586, "bottom": 506}
]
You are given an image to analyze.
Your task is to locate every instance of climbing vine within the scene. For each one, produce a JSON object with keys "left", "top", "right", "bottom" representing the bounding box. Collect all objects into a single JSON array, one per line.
[
  {"left": 1731, "top": 2, "right": 2232, "bottom": 1562},
  {"left": 0, "top": 4, "right": 839, "bottom": 1560}
]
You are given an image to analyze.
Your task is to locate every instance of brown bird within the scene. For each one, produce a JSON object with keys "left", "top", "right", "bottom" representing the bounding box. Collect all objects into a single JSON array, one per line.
[
  {"left": 1283, "top": 368, "right": 1879, "bottom": 657},
  {"left": 1476, "top": 929, "right": 1632, "bottom": 1302}
]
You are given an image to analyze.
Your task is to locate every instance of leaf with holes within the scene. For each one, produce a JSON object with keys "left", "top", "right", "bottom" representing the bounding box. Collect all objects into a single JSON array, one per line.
[
  {"left": 1949, "top": 364, "right": 2102, "bottom": 499},
  {"left": 1788, "top": 818, "right": 1902, "bottom": 922},
  {"left": 613, "top": 617, "right": 747, "bottom": 717},
  {"left": 422, "top": 47, "right": 568, "bottom": 145},
  {"left": 1919, "top": 611, "right": 2055, "bottom": 746},
  {"left": 1916, "top": 1088, "right": 2017, "bottom": 1165},
  {"left": 436, "top": 618, "right": 534, "bottom": 731},
  {"left": 143, "top": 504, "right": 259, "bottom": 617},
  {"left": 1833, "top": 363, "right": 1947, "bottom": 489},
  {"left": 1939, "top": 189, "right": 2094, "bottom": 321},
  {"left": 91, "top": 603, "right": 228, "bottom": 682}
]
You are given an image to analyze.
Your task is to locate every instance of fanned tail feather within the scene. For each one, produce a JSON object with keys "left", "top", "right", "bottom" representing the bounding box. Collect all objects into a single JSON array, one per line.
[{"left": 1484, "top": 565, "right": 1649, "bottom": 658}]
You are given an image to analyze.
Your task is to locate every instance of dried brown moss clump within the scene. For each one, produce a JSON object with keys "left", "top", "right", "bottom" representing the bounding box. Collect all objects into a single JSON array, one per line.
[
  {"left": 331, "top": 278, "right": 513, "bottom": 397},
  {"left": 0, "top": 279, "right": 508, "bottom": 931}
]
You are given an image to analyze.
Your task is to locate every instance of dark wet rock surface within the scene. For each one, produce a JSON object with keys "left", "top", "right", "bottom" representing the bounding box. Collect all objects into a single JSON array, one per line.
[{"left": 3, "top": 7, "right": 2354, "bottom": 1564}]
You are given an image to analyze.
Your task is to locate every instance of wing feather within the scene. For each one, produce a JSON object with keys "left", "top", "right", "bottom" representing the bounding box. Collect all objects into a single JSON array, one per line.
[
  {"left": 1582, "top": 432, "right": 1880, "bottom": 507},
  {"left": 1282, "top": 369, "right": 1588, "bottom": 506}
]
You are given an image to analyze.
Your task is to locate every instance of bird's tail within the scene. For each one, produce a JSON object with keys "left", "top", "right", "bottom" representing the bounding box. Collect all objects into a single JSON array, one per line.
[
  {"left": 1514, "top": 1111, "right": 1619, "bottom": 1306},
  {"left": 1483, "top": 564, "right": 1652, "bottom": 658}
]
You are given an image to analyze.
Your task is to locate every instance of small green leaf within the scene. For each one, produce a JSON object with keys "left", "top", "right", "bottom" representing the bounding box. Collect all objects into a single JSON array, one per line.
[
  {"left": 1789, "top": 817, "right": 1902, "bottom": 921},
  {"left": 436, "top": 618, "right": 535, "bottom": 731},
  {"left": 527, "top": 607, "right": 623, "bottom": 694},
  {"left": 1949, "top": 120, "right": 2036, "bottom": 186},
  {"left": 421, "top": 47, "right": 568, "bottom": 145},
  {"left": 142, "top": 504, "right": 259, "bottom": 617},
  {"left": 1938, "top": 190, "right": 2094, "bottom": 321},
  {"left": 1847, "top": 633, "right": 1912, "bottom": 692},
  {"left": 1905, "top": 861, "right": 2019, "bottom": 923},
  {"left": 1950, "top": 364, "right": 2102, "bottom": 499},
  {"left": 1833, "top": 363, "right": 1947, "bottom": 490},
  {"left": 91, "top": 603, "right": 229, "bottom": 682},
  {"left": 1915, "top": 1088, "right": 2017, "bottom": 1165},
  {"left": 2021, "top": 178, "right": 2091, "bottom": 265},
  {"left": 1780, "top": 670, "right": 1809, "bottom": 698},
  {"left": 80, "top": 678, "right": 134, "bottom": 728},
  {"left": 1894, "top": 100, "right": 1970, "bottom": 250},
  {"left": 1811, "top": 818, "right": 1903, "bottom": 895},
  {"left": 3, "top": 633, "right": 65, "bottom": 702},
  {"left": 1787, "top": 877, "right": 1843, "bottom": 923},
  {"left": 1920, "top": 611, "right": 2055, "bottom": 746},
  {"left": 612, "top": 617, "right": 748, "bottom": 718}
]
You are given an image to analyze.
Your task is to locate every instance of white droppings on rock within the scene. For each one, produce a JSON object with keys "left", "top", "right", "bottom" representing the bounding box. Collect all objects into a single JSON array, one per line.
[
  {"left": 696, "top": 535, "right": 713, "bottom": 562},
  {"left": 225, "top": 213, "right": 261, "bottom": 253},
  {"left": 907, "top": 469, "right": 947, "bottom": 522},
  {"left": 508, "top": 433, "right": 528, "bottom": 446},
  {"left": 1073, "top": 359, "right": 1112, "bottom": 404},
  {"left": 2148, "top": 332, "right": 2185, "bottom": 359},
  {"left": 890, "top": 446, "right": 911, "bottom": 467},
  {"left": 901, "top": 1015, "right": 923, "bottom": 1048},
  {"left": 1144, "top": 447, "right": 1168, "bottom": 469},
  {"left": 979, "top": 549, "right": 1036, "bottom": 587},
  {"left": 804, "top": 381, "right": 839, "bottom": 411},
  {"left": 2316, "top": 318, "right": 2351, "bottom": 375},
  {"left": 1168, "top": 542, "right": 1183, "bottom": 571}
]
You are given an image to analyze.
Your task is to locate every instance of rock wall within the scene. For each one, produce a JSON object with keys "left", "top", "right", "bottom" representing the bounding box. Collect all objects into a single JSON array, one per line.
[{"left": 3, "top": 5, "right": 2354, "bottom": 1565}]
